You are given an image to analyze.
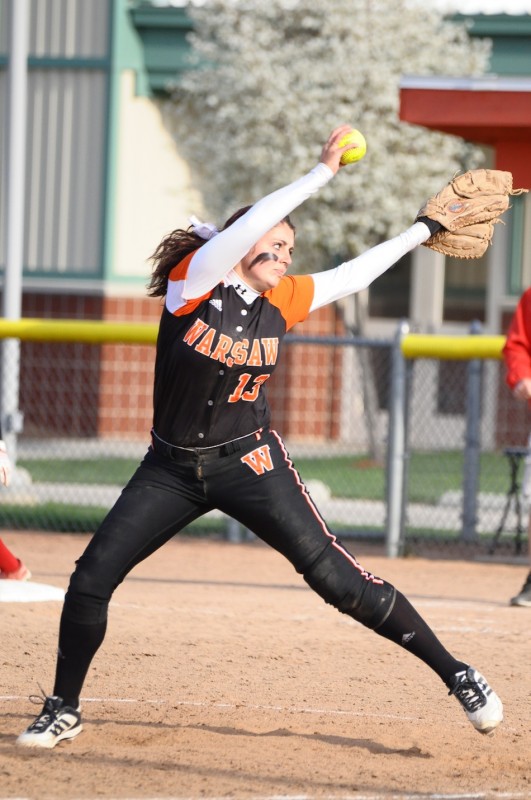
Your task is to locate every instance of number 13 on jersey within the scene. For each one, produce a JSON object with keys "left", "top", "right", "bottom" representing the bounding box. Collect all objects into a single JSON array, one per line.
[{"left": 228, "top": 373, "right": 270, "bottom": 403}]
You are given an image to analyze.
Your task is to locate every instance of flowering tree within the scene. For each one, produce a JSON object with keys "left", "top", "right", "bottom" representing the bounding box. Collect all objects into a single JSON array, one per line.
[{"left": 166, "top": 0, "right": 490, "bottom": 270}]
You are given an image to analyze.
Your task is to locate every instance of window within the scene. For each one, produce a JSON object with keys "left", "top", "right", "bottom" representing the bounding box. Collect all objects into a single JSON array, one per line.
[{"left": 368, "top": 252, "right": 411, "bottom": 318}]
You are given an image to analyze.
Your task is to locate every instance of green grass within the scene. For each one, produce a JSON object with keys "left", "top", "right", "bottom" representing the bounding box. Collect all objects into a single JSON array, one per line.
[
  {"left": 3, "top": 450, "right": 516, "bottom": 542},
  {"left": 0, "top": 503, "right": 108, "bottom": 533},
  {"left": 18, "top": 450, "right": 512, "bottom": 505},
  {"left": 0, "top": 503, "right": 235, "bottom": 536},
  {"left": 0, "top": 501, "right": 470, "bottom": 542},
  {"left": 407, "top": 451, "right": 509, "bottom": 503},
  {"left": 1, "top": 500, "right": 519, "bottom": 556},
  {"left": 18, "top": 457, "right": 141, "bottom": 485},
  {"left": 293, "top": 451, "right": 509, "bottom": 503}
]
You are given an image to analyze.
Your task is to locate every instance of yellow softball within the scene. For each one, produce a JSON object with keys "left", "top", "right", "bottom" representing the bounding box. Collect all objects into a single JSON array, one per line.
[{"left": 339, "top": 129, "right": 367, "bottom": 165}]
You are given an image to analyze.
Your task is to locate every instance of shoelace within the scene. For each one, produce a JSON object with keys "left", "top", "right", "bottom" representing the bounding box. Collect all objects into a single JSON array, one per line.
[
  {"left": 26, "top": 688, "right": 57, "bottom": 731},
  {"left": 448, "top": 674, "right": 487, "bottom": 712}
]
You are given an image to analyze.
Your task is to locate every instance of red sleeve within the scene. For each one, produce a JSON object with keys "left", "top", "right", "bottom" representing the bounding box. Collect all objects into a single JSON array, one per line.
[
  {"left": 503, "top": 288, "right": 531, "bottom": 389},
  {"left": 265, "top": 275, "right": 314, "bottom": 331}
]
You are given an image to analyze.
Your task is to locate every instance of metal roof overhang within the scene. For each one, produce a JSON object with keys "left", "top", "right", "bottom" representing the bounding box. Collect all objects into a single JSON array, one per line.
[{"left": 399, "top": 76, "right": 531, "bottom": 186}]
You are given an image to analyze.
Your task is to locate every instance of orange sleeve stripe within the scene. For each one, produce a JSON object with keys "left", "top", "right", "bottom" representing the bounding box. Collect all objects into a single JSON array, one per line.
[
  {"left": 174, "top": 293, "right": 212, "bottom": 317},
  {"left": 168, "top": 251, "right": 195, "bottom": 283},
  {"left": 265, "top": 275, "right": 314, "bottom": 330},
  {"left": 168, "top": 251, "right": 213, "bottom": 316}
]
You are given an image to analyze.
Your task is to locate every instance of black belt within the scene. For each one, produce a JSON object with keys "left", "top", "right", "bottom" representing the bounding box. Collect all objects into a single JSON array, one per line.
[{"left": 151, "top": 429, "right": 263, "bottom": 462}]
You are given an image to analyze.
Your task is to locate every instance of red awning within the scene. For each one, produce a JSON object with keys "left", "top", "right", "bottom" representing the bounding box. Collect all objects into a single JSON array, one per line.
[{"left": 399, "top": 76, "right": 531, "bottom": 186}]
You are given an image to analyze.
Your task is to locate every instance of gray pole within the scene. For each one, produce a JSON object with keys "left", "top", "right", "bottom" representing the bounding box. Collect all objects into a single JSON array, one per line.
[
  {"left": 461, "top": 319, "right": 483, "bottom": 542},
  {"left": 386, "top": 319, "right": 409, "bottom": 558},
  {"left": 1, "top": 0, "right": 29, "bottom": 461}
]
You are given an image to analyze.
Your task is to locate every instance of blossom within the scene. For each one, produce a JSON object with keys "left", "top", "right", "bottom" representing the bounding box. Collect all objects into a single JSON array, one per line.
[{"left": 166, "top": 0, "right": 490, "bottom": 271}]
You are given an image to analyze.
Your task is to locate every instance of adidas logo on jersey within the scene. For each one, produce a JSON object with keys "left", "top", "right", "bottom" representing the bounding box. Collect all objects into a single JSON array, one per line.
[{"left": 209, "top": 298, "right": 222, "bottom": 312}]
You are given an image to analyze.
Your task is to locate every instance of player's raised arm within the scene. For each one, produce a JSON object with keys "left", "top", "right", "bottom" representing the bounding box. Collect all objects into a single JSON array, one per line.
[
  {"left": 182, "top": 126, "right": 356, "bottom": 300},
  {"left": 310, "top": 168, "right": 526, "bottom": 312}
]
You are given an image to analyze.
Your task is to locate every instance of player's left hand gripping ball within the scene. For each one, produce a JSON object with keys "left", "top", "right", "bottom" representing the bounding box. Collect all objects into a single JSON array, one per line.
[{"left": 339, "top": 129, "right": 367, "bottom": 165}]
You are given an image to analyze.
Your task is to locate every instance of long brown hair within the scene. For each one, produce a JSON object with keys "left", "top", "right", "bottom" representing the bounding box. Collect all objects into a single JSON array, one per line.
[{"left": 147, "top": 206, "right": 295, "bottom": 297}]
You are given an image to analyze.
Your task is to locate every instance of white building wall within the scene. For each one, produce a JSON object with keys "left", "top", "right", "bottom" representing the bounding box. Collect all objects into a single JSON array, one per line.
[{"left": 111, "top": 70, "right": 203, "bottom": 285}]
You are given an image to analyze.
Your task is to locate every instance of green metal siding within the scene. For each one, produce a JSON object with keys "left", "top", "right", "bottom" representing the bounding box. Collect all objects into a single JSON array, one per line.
[
  {"left": 507, "top": 196, "right": 528, "bottom": 295},
  {"left": 128, "top": 3, "right": 193, "bottom": 96},
  {"left": 453, "top": 13, "right": 531, "bottom": 76},
  {"left": 0, "top": 0, "right": 113, "bottom": 281}
]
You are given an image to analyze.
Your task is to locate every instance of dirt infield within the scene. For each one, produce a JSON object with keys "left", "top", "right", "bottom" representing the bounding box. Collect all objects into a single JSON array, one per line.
[{"left": 1, "top": 530, "right": 530, "bottom": 800}]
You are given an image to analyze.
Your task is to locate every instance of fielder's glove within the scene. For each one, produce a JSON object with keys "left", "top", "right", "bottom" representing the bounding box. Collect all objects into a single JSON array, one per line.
[
  {"left": 0, "top": 440, "right": 12, "bottom": 487},
  {"left": 416, "top": 169, "right": 528, "bottom": 259}
]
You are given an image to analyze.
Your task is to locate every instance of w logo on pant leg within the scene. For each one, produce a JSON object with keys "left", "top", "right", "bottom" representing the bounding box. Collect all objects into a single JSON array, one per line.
[{"left": 240, "top": 445, "right": 274, "bottom": 475}]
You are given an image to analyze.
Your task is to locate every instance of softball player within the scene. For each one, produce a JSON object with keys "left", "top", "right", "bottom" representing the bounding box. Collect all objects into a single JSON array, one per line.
[
  {"left": 17, "top": 125, "right": 502, "bottom": 748},
  {"left": 0, "top": 427, "right": 31, "bottom": 581},
  {"left": 502, "top": 287, "right": 531, "bottom": 606}
]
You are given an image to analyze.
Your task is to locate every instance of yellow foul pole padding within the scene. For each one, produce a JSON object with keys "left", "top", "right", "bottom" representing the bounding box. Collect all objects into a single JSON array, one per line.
[
  {"left": 0, "top": 317, "right": 158, "bottom": 345},
  {"left": 402, "top": 333, "right": 506, "bottom": 360}
]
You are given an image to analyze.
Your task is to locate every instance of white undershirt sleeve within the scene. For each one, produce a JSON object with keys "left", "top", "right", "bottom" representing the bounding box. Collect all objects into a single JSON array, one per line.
[
  {"left": 182, "top": 163, "right": 334, "bottom": 300},
  {"left": 309, "top": 222, "right": 432, "bottom": 312}
]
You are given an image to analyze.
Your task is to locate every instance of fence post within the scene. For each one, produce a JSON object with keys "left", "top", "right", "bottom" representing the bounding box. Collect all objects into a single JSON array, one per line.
[
  {"left": 461, "top": 319, "right": 483, "bottom": 542},
  {"left": 386, "top": 319, "right": 409, "bottom": 558},
  {"left": 1, "top": 0, "right": 29, "bottom": 464}
]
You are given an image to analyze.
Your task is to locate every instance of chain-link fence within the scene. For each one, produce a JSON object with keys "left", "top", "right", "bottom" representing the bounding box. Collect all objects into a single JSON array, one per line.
[
  {"left": 402, "top": 351, "right": 529, "bottom": 559},
  {"left": 1, "top": 321, "right": 528, "bottom": 560}
]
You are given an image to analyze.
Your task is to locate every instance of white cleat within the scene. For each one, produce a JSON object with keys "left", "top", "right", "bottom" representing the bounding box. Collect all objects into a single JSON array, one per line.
[
  {"left": 448, "top": 666, "right": 503, "bottom": 735},
  {"left": 17, "top": 695, "right": 82, "bottom": 749}
]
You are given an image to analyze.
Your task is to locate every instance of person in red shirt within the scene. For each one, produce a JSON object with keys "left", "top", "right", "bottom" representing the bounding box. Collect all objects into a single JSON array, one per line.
[
  {"left": 503, "top": 287, "right": 531, "bottom": 607},
  {"left": 0, "top": 536, "right": 30, "bottom": 580},
  {"left": 0, "top": 432, "right": 31, "bottom": 581}
]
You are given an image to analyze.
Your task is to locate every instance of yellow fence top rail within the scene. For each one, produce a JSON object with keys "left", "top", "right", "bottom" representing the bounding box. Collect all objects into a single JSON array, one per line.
[
  {"left": 0, "top": 318, "right": 158, "bottom": 345},
  {"left": 0, "top": 319, "right": 508, "bottom": 359},
  {"left": 402, "top": 333, "right": 506, "bottom": 360}
]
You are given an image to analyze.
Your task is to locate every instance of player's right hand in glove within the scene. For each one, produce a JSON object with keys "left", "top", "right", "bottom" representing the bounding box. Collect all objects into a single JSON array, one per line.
[
  {"left": 0, "top": 440, "right": 13, "bottom": 487},
  {"left": 416, "top": 169, "right": 528, "bottom": 259}
]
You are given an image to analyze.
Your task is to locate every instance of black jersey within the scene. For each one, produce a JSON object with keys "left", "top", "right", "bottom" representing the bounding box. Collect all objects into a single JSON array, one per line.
[
  {"left": 153, "top": 252, "right": 314, "bottom": 447},
  {"left": 151, "top": 162, "right": 431, "bottom": 448}
]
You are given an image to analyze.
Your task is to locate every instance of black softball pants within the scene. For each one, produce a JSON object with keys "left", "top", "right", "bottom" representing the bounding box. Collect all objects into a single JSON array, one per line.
[
  {"left": 62, "top": 428, "right": 394, "bottom": 630},
  {"left": 55, "top": 428, "right": 465, "bottom": 706}
]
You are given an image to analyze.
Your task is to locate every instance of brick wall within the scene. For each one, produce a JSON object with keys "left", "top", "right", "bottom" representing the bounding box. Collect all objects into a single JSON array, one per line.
[
  {"left": 20, "top": 293, "right": 159, "bottom": 439},
  {"left": 17, "top": 293, "right": 344, "bottom": 441}
]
